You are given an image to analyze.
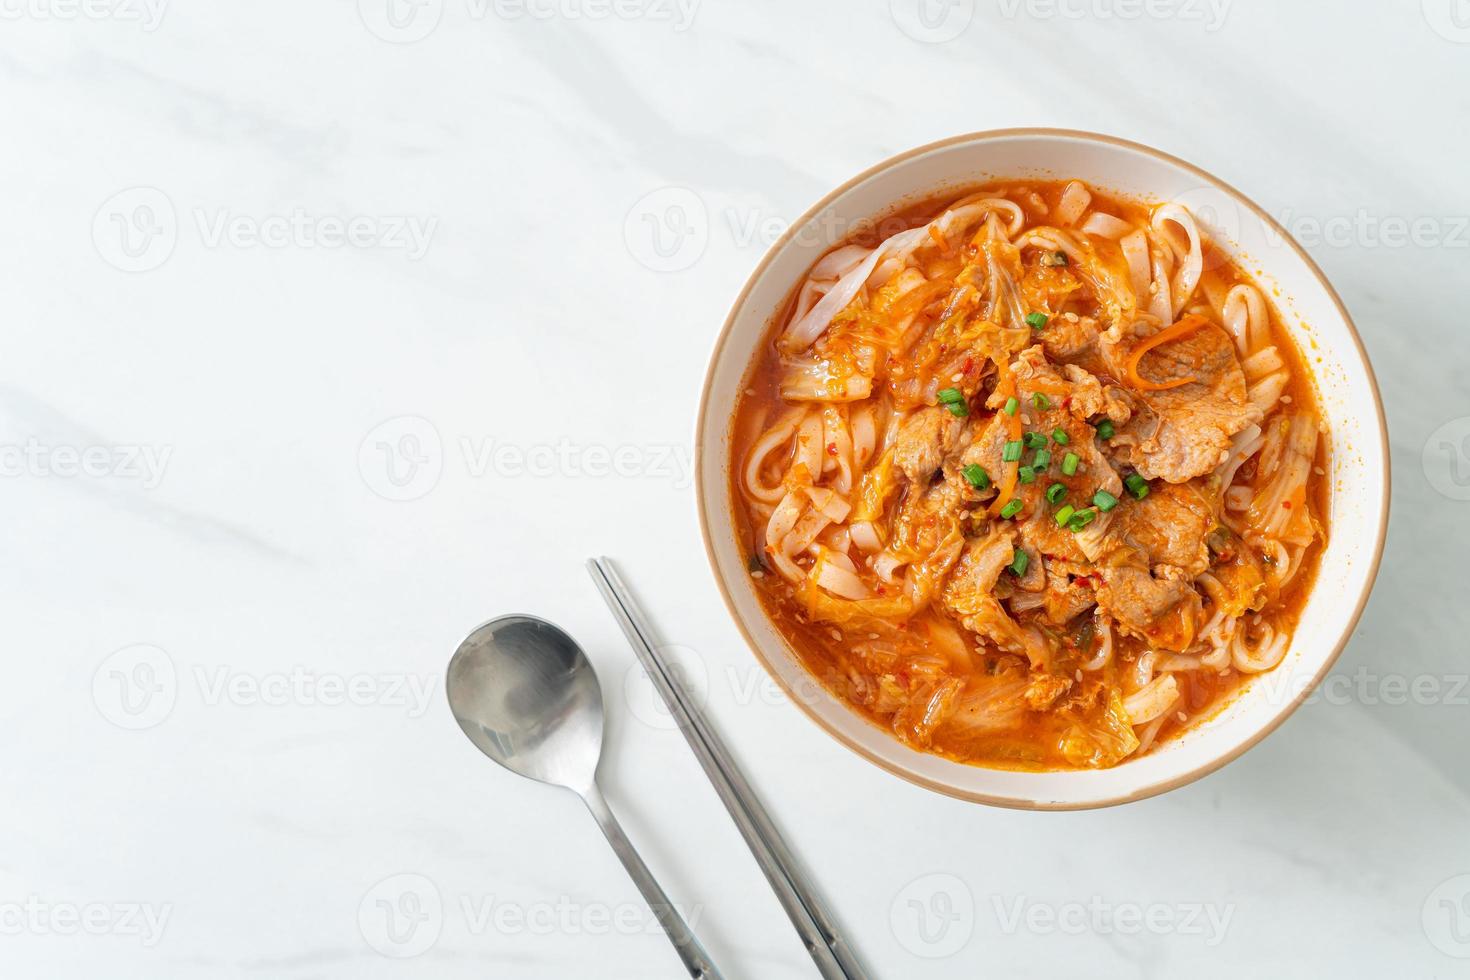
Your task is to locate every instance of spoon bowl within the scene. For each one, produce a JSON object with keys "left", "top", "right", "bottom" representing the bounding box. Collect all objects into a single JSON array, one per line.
[{"left": 447, "top": 615, "right": 603, "bottom": 791}]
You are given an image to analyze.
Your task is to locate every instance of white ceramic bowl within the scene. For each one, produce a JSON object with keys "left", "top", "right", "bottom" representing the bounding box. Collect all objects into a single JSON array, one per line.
[{"left": 696, "top": 129, "right": 1388, "bottom": 809}]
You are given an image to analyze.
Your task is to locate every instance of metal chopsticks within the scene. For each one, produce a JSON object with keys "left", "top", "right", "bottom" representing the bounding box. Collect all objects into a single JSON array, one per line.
[{"left": 586, "top": 557, "right": 868, "bottom": 980}]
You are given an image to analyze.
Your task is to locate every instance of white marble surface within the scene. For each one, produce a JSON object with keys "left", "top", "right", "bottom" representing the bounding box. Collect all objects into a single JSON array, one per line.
[{"left": 3, "top": 2, "right": 1468, "bottom": 977}]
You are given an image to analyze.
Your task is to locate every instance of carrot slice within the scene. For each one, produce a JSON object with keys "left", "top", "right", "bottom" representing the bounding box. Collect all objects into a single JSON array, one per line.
[{"left": 1123, "top": 314, "right": 1210, "bottom": 392}]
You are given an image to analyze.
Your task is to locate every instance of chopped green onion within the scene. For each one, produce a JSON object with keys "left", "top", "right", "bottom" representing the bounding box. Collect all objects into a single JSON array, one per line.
[
  {"left": 1096, "top": 419, "right": 1115, "bottom": 440},
  {"left": 1000, "top": 498, "right": 1024, "bottom": 519},
  {"left": 936, "top": 387, "right": 964, "bottom": 404},
  {"left": 1052, "top": 428, "right": 1070, "bottom": 445},
  {"left": 944, "top": 400, "right": 969, "bottom": 417},
  {"left": 1002, "top": 440, "right": 1022, "bottom": 463},
  {"left": 1003, "top": 397, "right": 1019, "bottom": 416},
  {"left": 1008, "top": 548, "right": 1030, "bottom": 577},
  {"left": 1032, "top": 392, "right": 1051, "bottom": 410},
  {"left": 1023, "top": 431, "right": 1047, "bottom": 450},
  {"left": 1093, "top": 489, "right": 1120, "bottom": 512},
  {"left": 1045, "top": 482, "right": 1067, "bottom": 504},
  {"left": 962, "top": 464, "right": 990, "bottom": 490},
  {"left": 1061, "top": 452, "right": 1080, "bottom": 476},
  {"left": 1032, "top": 449, "right": 1051, "bottom": 470},
  {"left": 1067, "top": 508, "right": 1097, "bottom": 531},
  {"left": 1018, "top": 465, "right": 1036, "bottom": 484},
  {"left": 1125, "top": 473, "right": 1150, "bottom": 500},
  {"left": 1025, "top": 312, "right": 1049, "bottom": 330},
  {"left": 1054, "top": 504, "right": 1076, "bottom": 527}
]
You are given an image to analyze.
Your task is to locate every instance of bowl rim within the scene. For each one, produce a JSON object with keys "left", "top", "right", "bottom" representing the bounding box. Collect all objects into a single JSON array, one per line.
[{"left": 694, "top": 127, "right": 1390, "bottom": 809}]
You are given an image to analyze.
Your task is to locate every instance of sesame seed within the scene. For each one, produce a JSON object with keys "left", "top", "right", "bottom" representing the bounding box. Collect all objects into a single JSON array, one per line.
[
  {"left": 1313, "top": 466, "right": 1325, "bottom": 476},
  {"left": 750, "top": 570, "right": 764, "bottom": 579},
  {"left": 1176, "top": 711, "right": 1187, "bottom": 723},
  {"left": 1281, "top": 395, "right": 1293, "bottom": 404},
  {"left": 951, "top": 373, "right": 963, "bottom": 382}
]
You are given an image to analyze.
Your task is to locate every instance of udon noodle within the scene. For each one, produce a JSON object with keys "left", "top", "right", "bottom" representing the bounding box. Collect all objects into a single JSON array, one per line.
[{"left": 730, "top": 180, "right": 1327, "bottom": 770}]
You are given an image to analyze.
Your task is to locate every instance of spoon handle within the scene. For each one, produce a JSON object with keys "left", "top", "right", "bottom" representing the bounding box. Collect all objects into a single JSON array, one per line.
[{"left": 581, "top": 783, "right": 726, "bottom": 980}]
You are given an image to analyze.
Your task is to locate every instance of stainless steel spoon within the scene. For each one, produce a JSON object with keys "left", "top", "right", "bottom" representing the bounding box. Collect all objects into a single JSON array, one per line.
[{"left": 446, "top": 614, "right": 724, "bottom": 980}]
